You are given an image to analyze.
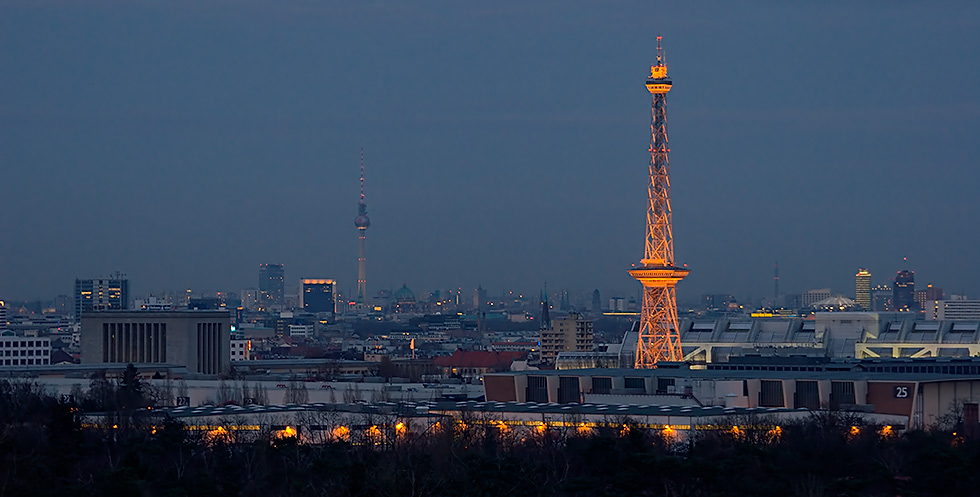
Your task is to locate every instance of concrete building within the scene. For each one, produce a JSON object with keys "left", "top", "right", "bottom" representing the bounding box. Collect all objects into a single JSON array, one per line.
[
  {"left": 0, "top": 333, "right": 51, "bottom": 367},
  {"left": 927, "top": 300, "right": 980, "bottom": 321},
  {"left": 802, "top": 289, "right": 831, "bottom": 307},
  {"left": 258, "top": 263, "right": 285, "bottom": 308},
  {"left": 540, "top": 312, "right": 594, "bottom": 364},
  {"left": 74, "top": 277, "right": 129, "bottom": 318},
  {"left": 231, "top": 339, "right": 251, "bottom": 361},
  {"left": 611, "top": 313, "right": 980, "bottom": 364},
  {"left": 301, "top": 279, "right": 336, "bottom": 315},
  {"left": 894, "top": 270, "right": 915, "bottom": 311},
  {"left": 80, "top": 310, "right": 231, "bottom": 375},
  {"left": 483, "top": 356, "right": 980, "bottom": 429}
]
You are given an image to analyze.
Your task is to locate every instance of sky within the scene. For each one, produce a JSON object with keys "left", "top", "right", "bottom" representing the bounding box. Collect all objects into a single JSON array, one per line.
[{"left": 1, "top": 1, "right": 978, "bottom": 304}]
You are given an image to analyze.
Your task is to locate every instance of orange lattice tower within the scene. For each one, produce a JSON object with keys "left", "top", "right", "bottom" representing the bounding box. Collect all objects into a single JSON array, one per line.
[{"left": 630, "top": 36, "right": 689, "bottom": 368}]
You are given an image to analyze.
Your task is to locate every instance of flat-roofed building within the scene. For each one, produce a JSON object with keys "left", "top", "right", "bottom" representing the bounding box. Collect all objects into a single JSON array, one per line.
[
  {"left": 0, "top": 334, "right": 51, "bottom": 367},
  {"left": 540, "top": 313, "right": 593, "bottom": 364},
  {"left": 927, "top": 300, "right": 980, "bottom": 321},
  {"left": 80, "top": 310, "right": 231, "bottom": 375}
]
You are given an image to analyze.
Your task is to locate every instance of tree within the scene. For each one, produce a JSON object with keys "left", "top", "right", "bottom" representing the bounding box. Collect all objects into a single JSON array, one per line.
[
  {"left": 378, "top": 356, "right": 398, "bottom": 382},
  {"left": 118, "top": 363, "right": 145, "bottom": 410}
]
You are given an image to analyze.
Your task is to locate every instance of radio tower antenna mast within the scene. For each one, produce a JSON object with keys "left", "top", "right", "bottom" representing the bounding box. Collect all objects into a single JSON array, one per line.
[
  {"left": 631, "top": 36, "right": 689, "bottom": 368},
  {"left": 354, "top": 149, "right": 371, "bottom": 304}
]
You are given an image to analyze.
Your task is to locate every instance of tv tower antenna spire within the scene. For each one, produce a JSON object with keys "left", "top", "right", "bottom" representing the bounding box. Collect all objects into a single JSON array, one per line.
[
  {"left": 354, "top": 148, "right": 371, "bottom": 304},
  {"left": 630, "top": 36, "right": 689, "bottom": 368}
]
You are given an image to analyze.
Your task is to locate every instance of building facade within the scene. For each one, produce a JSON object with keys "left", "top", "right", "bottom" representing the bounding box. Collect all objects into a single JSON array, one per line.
[
  {"left": 894, "top": 270, "right": 915, "bottom": 311},
  {"left": 540, "top": 313, "right": 594, "bottom": 364},
  {"left": 0, "top": 334, "right": 51, "bottom": 367},
  {"left": 258, "top": 264, "right": 285, "bottom": 308},
  {"left": 855, "top": 268, "right": 871, "bottom": 310},
  {"left": 301, "top": 279, "right": 336, "bottom": 315},
  {"left": 80, "top": 311, "right": 231, "bottom": 375},
  {"left": 74, "top": 277, "right": 129, "bottom": 318},
  {"left": 927, "top": 300, "right": 980, "bottom": 321},
  {"left": 802, "top": 289, "right": 831, "bottom": 308}
]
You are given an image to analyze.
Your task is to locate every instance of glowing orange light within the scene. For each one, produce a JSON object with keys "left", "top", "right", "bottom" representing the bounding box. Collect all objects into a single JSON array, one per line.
[{"left": 332, "top": 425, "right": 350, "bottom": 441}]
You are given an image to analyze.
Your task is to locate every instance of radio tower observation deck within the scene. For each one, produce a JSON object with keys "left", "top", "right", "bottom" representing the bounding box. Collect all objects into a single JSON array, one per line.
[
  {"left": 354, "top": 149, "right": 371, "bottom": 304},
  {"left": 630, "top": 36, "right": 689, "bottom": 368}
]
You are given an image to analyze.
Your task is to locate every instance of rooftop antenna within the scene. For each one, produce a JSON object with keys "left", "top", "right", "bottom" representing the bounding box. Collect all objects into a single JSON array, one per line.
[
  {"left": 656, "top": 35, "right": 663, "bottom": 64},
  {"left": 360, "top": 148, "right": 365, "bottom": 202}
]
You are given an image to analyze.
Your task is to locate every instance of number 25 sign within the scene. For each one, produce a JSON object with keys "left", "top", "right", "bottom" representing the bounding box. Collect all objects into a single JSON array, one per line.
[{"left": 894, "top": 385, "right": 910, "bottom": 398}]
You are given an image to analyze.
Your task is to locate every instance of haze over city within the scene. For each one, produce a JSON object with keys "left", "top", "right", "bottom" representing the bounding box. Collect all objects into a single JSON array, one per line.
[{"left": 2, "top": 1, "right": 978, "bottom": 303}]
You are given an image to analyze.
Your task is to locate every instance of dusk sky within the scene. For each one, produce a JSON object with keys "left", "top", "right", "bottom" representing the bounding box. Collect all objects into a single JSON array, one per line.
[{"left": 2, "top": 1, "right": 978, "bottom": 304}]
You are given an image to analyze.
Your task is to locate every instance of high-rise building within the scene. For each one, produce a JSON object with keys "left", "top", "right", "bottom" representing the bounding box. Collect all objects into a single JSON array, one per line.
[
  {"left": 871, "top": 284, "right": 892, "bottom": 311},
  {"left": 855, "top": 268, "right": 872, "bottom": 310},
  {"left": 915, "top": 284, "right": 944, "bottom": 310},
  {"left": 74, "top": 276, "right": 129, "bottom": 318},
  {"left": 301, "top": 279, "right": 336, "bottom": 315},
  {"left": 630, "top": 36, "right": 689, "bottom": 368},
  {"left": 258, "top": 263, "right": 285, "bottom": 308},
  {"left": 539, "top": 312, "right": 594, "bottom": 364},
  {"left": 240, "top": 288, "right": 259, "bottom": 311},
  {"left": 592, "top": 289, "right": 602, "bottom": 313},
  {"left": 894, "top": 270, "right": 915, "bottom": 311}
]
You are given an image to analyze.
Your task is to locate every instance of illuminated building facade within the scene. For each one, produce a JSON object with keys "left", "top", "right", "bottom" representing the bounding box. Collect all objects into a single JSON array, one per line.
[
  {"left": 258, "top": 264, "right": 285, "bottom": 308},
  {"left": 301, "top": 279, "right": 336, "bottom": 315},
  {"left": 855, "top": 268, "right": 872, "bottom": 310},
  {"left": 894, "top": 270, "right": 915, "bottom": 311},
  {"left": 631, "top": 36, "right": 689, "bottom": 368},
  {"left": 74, "top": 277, "right": 129, "bottom": 318}
]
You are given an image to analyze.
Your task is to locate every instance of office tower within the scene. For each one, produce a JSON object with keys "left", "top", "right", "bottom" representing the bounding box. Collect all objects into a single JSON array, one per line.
[
  {"left": 240, "top": 288, "right": 259, "bottom": 311},
  {"left": 473, "top": 285, "right": 487, "bottom": 312},
  {"left": 871, "top": 284, "right": 892, "bottom": 311},
  {"left": 74, "top": 275, "right": 129, "bottom": 318},
  {"left": 855, "top": 268, "right": 872, "bottom": 310},
  {"left": 258, "top": 263, "right": 285, "bottom": 308},
  {"left": 915, "top": 284, "right": 944, "bottom": 310},
  {"left": 894, "top": 270, "right": 915, "bottom": 311},
  {"left": 592, "top": 289, "right": 602, "bottom": 313},
  {"left": 354, "top": 150, "right": 371, "bottom": 304},
  {"left": 630, "top": 37, "right": 689, "bottom": 368},
  {"left": 301, "top": 279, "right": 337, "bottom": 315}
]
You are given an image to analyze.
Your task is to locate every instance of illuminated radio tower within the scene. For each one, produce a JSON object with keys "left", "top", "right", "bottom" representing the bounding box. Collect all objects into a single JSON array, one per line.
[
  {"left": 354, "top": 149, "right": 371, "bottom": 304},
  {"left": 630, "top": 36, "right": 689, "bottom": 368}
]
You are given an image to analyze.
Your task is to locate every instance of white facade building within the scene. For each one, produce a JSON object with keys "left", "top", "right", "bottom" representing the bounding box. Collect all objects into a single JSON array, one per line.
[
  {"left": 927, "top": 300, "right": 980, "bottom": 321},
  {"left": 231, "top": 339, "right": 251, "bottom": 361},
  {"left": 0, "top": 334, "right": 52, "bottom": 366}
]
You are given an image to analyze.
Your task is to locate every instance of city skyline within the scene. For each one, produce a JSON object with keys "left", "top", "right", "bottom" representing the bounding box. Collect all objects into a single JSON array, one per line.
[{"left": 2, "top": 2, "right": 978, "bottom": 302}]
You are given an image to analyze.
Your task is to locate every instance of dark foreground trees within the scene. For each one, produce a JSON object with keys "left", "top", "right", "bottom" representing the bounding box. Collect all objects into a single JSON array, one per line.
[{"left": 3, "top": 381, "right": 980, "bottom": 497}]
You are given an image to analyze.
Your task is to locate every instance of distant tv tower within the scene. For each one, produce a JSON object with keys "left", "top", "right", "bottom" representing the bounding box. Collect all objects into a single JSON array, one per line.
[
  {"left": 774, "top": 261, "right": 780, "bottom": 303},
  {"left": 631, "top": 36, "right": 689, "bottom": 368},
  {"left": 354, "top": 149, "right": 371, "bottom": 304}
]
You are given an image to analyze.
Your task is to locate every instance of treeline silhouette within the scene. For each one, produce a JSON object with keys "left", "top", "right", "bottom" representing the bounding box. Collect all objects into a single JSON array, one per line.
[{"left": 2, "top": 374, "right": 980, "bottom": 497}]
